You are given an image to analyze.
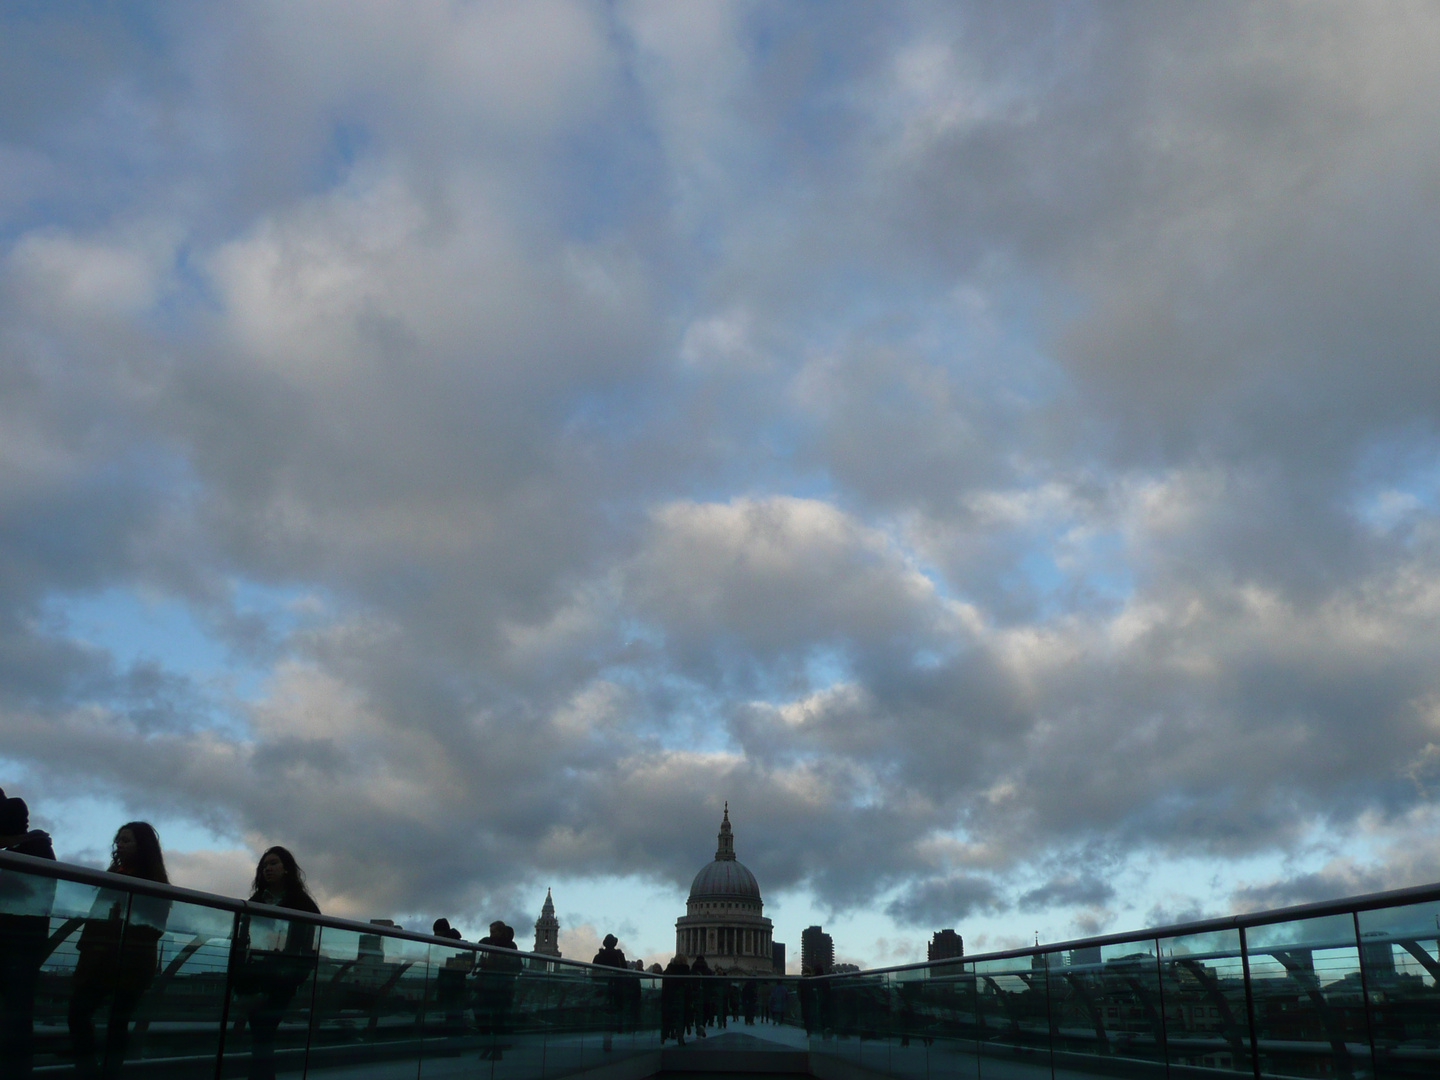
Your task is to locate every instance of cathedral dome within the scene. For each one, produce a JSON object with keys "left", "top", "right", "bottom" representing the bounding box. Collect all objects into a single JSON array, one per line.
[
  {"left": 689, "top": 858, "right": 761, "bottom": 901},
  {"left": 686, "top": 803, "right": 762, "bottom": 901},
  {"left": 675, "top": 804, "right": 774, "bottom": 974}
]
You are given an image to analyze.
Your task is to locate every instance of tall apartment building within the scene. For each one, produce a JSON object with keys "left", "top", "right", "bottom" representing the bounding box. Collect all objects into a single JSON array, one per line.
[
  {"left": 801, "top": 925, "right": 834, "bottom": 975},
  {"left": 928, "top": 928, "right": 963, "bottom": 961}
]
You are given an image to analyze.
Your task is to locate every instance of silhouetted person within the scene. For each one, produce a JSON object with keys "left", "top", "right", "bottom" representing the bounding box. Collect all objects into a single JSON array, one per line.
[
  {"left": 592, "top": 933, "right": 626, "bottom": 969},
  {"left": 1, "top": 797, "right": 56, "bottom": 1079},
  {"left": 689, "top": 953, "right": 714, "bottom": 1037},
  {"left": 431, "top": 919, "right": 468, "bottom": 1036},
  {"left": 237, "top": 846, "right": 320, "bottom": 1080},
  {"left": 742, "top": 977, "right": 758, "bottom": 1025},
  {"left": 0, "top": 791, "right": 51, "bottom": 851},
  {"left": 593, "top": 933, "right": 628, "bottom": 1046},
  {"left": 800, "top": 975, "right": 817, "bottom": 1035},
  {"left": 68, "top": 822, "right": 170, "bottom": 1079},
  {"left": 768, "top": 980, "right": 788, "bottom": 1025},
  {"left": 476, "top": 921, "right": 521, "bottom": 1056},
  {"left": 432, "top": 917, "right": 463, "bottom": 940},
  {"left": 660, "top": 954, "right": 690, "bottom": 1044}
]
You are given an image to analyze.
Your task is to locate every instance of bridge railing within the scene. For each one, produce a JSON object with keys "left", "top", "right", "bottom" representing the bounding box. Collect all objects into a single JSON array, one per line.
[
  {"left": 9, "top": 846, "right": 1440, "bottom": 1080},
  {"left": 808, "top": 879, "right": 1440, "bottom": 1080},
  {"left": 0, "top": 849, "right": 677, "bottom": 1078}
]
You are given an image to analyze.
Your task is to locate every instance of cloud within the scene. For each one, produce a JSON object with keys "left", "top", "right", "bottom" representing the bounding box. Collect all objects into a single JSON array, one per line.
[
  {"left": 3, "top": 2, "right": 1440, "bottom": 966},
  {"left": 886, "top": 874, "right": 1006, "bottom": 928},
  {"left": 1231, "top": 863, "right": 1393, "bottom": 914},
  {"left": 1018, "top": 873, "right": 1115, "bottom": 911}
]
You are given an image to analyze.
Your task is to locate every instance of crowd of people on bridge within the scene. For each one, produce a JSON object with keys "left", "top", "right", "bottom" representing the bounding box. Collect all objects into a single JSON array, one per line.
[{"left": 657, "top": 951, "right": 789, "bottom": 1044}]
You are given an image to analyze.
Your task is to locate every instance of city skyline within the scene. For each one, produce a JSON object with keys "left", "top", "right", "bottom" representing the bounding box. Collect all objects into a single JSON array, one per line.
[{"left": 3, "top": 2, "right": 1440, "bottom": 971}]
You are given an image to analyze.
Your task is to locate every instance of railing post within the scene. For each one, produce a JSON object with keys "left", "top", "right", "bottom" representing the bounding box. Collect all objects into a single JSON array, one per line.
[
  {"left": 1151, "top": 939, "right": 1170, "bottom": 1080},
  {"left": 212, "top": 907, "right": 243, "bottom": 1079},
  {"left": 298, "top": 919, "right": 323, "bottom": 1079},
  {"left": 1239, "top": 925, "right": 1261, "bottom": 1080},
  {"left": 1352, "top": 909, "right": 1380, "bottom": 1080}
]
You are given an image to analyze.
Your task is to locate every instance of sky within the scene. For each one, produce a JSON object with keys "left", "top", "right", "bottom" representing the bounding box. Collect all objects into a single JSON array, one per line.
[{"left": 4, "top": 0, "right": 1440, "bottom": 971}]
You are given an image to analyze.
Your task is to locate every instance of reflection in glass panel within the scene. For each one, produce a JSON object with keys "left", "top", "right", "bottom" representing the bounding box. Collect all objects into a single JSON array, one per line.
[
  {"left": 638, "top": 973, "right": 663, "bottom": 1047},
  {"left": 819, "top": 973, "right": 883, "bottom": 1063},
  {"left": 1358, "top": 900, "right": 1440, "bottom": 1080},
  {"left": 1050, "top": 939, "right": 1166, "bottom": 1077},
  {"left": 419, "top": 937, "right": 479, "bottom": 1076},
  {"left": 1, "top": 863, "right": 76, "bottom": 1075},
  {"left": 972, "top": 954, "right": 1052, "bottom": 1080},
  {"left": 1245, "top": 913, "right": 1372, "bottom": 1080},
  {"left": 305, "top": 923, "right": 430, "bottom": 1078},
  {"left": 471, "top": 946, "right": 536, "bottom": 1080},
  {"left": 222, "top": 909, "right": 321, "bottom": 1079},
  {"left": 528, "top": 964, "right": 598, "bottom": 1079},
  {"left": 585, "top": 963, "right": 646, "bottom": 1056},
  {"left": 1157, "top": 927, "right": 1253, "bottom": 1077},
  {"left": 840, "top": 973, "right": 887, "bottom": 1065},
  {"left": 122, "top": 897, "right": 235, "bottom": 1077},
  {"left": 886, "top": 968, "right": 930, "bottom": 1080},
  {"left": 919, "top": 962, "right": 980, "bottom": 1080}
]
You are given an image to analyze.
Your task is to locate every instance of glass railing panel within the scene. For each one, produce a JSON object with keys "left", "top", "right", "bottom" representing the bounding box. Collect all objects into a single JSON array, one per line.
[
  {"left": 1245, "top": 912, "right": 1371, "bottom": 1080},
  {"left": 880, "top": 967, "right": 927, "bottom": 1080},
  {"left": 467, "top": 948, "right": 532, "bottom": 1080},
  {"left": 1050, "top": 938, "right": 1166, "bottom": 1076},
  {"left": 627, "top": 973, "right": 659, "bottom": 1048},
  {"left": 831, "top": 972, "right": 888, "bottom": 1064},
  {"left": 803, "top": 975, "right": 858, "bottom": 1059},
  {"left": 1, "top": 862, "right": 79, "bottom": 1074},
  {"left": 122, "top": 895, "right": 236, "bottom": 1077},
  {"left": 1157, "top": 927, "right": 1253, "bottom": 1077},
  {"left": 304, "top": 923, "right": 430, "bottom": 1077},
  {"left": 636, "top": 973, "right": 662, "bottom": 1049},
  {"left": 576, "top": 965, "right": 644, "bottom": 1058},
  {"left": 418, "top": 937, "right": 480, "bottom": 1076},
  {"left": 762, "top": 976, "right": 796, "bottom": 1029},
  {"left": 1357, "top": 899, "right": 1440, "bottom": 1080},
  {"left": 972, "top": 953, "right": 1053, "bottom": 1080},
  {"left": 221, "top": 907, "right": 322, "bottom": 1079},
  {"left": 41, "top": 872, "right": 157, "bottom": 1077},
  {"left": 917, "top": 962, "right": 981, "bottom": 1080},
  {"left": 532, "top": 962, "right": 602, "bottom": 1079}
]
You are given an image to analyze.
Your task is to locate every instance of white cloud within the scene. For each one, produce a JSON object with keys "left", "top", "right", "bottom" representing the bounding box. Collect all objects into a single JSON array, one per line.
[{"left": 5, "top": 1, "right": 1440, "bottom": 967}]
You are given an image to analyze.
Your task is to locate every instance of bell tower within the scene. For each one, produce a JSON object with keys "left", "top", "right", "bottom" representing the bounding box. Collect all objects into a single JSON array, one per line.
[{"left": 533, "top": 887, "right": 561, "bottom": 957}]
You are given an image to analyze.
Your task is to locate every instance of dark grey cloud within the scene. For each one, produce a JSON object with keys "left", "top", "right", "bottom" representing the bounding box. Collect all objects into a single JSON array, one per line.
[
  {"left": 1232, "top": 865, "right": 1394, "bottom": 914},
  {"left": 886, "top": 874, "right": 1005, "bottom": 928},
  {"left": 1018, "top": 873, "right": 1115, "bottom": 912}
]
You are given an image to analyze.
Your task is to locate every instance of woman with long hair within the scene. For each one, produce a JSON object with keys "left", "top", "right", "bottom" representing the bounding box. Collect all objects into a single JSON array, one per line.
[
  {"left": 247, "top": 847, "right": 319, "bottom": 913},
  {"left": 236, "top": 846, "right": 320, "bottom": 1080},
  {"left": 68, "top": 822, "right": 171, "bottom": 1079}
]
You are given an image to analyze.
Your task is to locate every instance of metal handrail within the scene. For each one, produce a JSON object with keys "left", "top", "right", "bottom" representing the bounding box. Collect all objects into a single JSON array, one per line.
[
  {"left": 0, "top": 848, "right": 635, "bottom": 974},
  {"left": 9, "top": 846, "right": 1439, "bottom": 981},
  {"left": 814, "top": 876, "right": 1440, "bottom": 979}
]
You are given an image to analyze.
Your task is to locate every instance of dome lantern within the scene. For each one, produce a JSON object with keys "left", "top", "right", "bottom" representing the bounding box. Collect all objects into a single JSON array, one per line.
[{"left": 715, "top": 801, "right": 735, "bottom": 861}]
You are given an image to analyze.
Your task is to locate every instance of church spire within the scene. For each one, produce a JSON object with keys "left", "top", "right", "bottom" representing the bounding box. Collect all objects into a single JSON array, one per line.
[
  {"left": 715, "top": 801, "right": 736, "bottom": 861},
  {"left": 534, "top": 887, "right": 561, "bottom": 957}
]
